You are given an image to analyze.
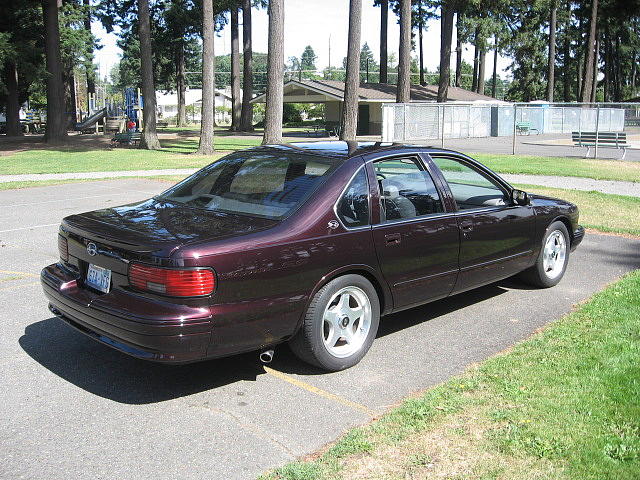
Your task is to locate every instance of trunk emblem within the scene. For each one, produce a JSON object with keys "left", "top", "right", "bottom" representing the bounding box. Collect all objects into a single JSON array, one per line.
[
  {"left": 87, "top": 242, "right": 98, "bottom": 256},
  {"left": 328, "top": 220, "right": 340, "bottom": 229}
]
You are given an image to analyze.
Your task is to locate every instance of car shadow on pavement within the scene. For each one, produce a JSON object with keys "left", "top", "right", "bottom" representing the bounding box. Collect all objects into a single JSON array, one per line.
[
  {"left": 19, "top": 317, "right": 267, "bottom": 404},
  {"left": 19, "top": 280, "right": 530, "bottom": 396},
  {"left": 270, "top": 282, "right": 514, "bottom": 376}
]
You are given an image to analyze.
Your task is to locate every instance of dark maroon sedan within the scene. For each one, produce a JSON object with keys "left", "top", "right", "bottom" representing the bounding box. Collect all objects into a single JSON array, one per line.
[{"left": 42, "top": 142, "right": 584, "bottom": 371}]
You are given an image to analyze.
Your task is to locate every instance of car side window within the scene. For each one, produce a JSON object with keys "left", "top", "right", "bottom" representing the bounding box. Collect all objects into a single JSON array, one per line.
[
  {"left": 431, "top": 156, "right": 508, "bottom": 210},
  {"left": 336, "top": 168, "right": 369, "bottom": 227},
  {"left": 374, "top": 157, "right": 443, "bottom": 222}
]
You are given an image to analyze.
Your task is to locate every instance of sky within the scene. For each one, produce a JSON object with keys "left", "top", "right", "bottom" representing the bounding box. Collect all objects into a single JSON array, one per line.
[{"left": 93, "top": 0, "right": 513, "bottom": 84}]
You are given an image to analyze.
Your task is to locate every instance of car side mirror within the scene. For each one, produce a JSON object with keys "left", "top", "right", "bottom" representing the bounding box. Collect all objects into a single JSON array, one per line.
[{"left": 511, "top": 189, "right": 530, "bottom": 206}]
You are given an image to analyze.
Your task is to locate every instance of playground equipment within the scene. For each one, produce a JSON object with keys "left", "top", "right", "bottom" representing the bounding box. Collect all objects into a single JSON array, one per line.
[{"left": 75, "top": 107, "right": 107, "bottom": 132}]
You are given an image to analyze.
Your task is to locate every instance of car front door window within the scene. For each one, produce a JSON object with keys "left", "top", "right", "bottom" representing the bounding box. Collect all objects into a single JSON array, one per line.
[{"left": 430, "top": 156, "right": 507, "bottom": 210}]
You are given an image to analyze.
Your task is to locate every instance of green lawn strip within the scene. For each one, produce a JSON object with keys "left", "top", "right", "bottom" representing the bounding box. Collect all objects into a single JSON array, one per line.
[
  {"left": 514, "top": 183, "right": 640, "bottom": 236},
  {"left": 473, "top": 153, "right": 640, "bottom": 183},
  {"left": 262, "top": 270, "right": 640, "bottom": 480},
  {"left": 0, "top": 137, "right": 261, "bottom": 175}
]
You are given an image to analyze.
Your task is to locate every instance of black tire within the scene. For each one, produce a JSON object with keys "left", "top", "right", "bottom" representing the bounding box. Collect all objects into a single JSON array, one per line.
[
  {"left": 519, "top": 220, "right": 570, "bottom": 288},
  {"left": 289, "top": 274, "right": 380, "bottom": 371}
]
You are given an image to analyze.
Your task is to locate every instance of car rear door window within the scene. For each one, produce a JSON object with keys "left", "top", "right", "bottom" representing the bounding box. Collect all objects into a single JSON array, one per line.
[
  {"left": 374, "top": 157, "right": 443, "bottom": 222},
  {"left": 431, "top": 156, "right": 508, "bottom": 210},
  {"left": 336, "top": 168, "right": 369, "bottom": 228}
]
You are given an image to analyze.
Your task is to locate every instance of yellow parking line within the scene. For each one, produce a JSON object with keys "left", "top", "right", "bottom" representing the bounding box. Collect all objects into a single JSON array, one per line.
[
  {"left": 263, "top": 366, "right": 376, "bottom": 417},
  {"left": 0, "top": 269, "right": 40, "bottom": 278},
  {"left": 0, "top": 281, "right": 41, "bottom": 292}
]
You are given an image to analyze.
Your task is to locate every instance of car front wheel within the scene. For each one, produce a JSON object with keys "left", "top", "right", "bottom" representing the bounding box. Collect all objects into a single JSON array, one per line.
[
  {"left": 520, "top": 220, "right": 570, "bottom": 288},
  {"left": 289, "top": 274, "right": 380, "bottom": 371}
]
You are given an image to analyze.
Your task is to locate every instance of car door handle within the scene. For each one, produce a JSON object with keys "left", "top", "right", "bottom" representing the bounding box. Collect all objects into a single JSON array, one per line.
[
  {"left": 385, "top": 233, "right": 401, "bottom": 245},
  {"left": 459, "top": 223, "right": 473, "bottom": 232}
]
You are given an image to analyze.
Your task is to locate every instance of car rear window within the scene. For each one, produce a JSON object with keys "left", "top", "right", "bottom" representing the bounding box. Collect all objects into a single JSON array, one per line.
[{"left": 158, "top": 150, "right": 337, "bottom": 219}]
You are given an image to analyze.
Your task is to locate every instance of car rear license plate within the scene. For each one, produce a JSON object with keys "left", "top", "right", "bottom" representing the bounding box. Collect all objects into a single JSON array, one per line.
[{"left": 86, "top": 264, "right": 111, "bottom": 293}]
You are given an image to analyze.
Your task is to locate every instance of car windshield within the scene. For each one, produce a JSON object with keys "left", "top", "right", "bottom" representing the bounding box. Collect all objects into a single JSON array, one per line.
[{"left": 158, "top": 150, "right": 337, "bottom": 219}]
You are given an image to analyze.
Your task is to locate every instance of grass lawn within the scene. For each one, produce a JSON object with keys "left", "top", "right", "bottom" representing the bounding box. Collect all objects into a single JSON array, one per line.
[
  {"left": 474, "top": 153, "right": 640, "bottom": 183},
  {"left": 0, "top": 137, "right": 261, "bottom": 175},
  {"left": 263, "top": 269, "right": 640, "bottom": 480},
  {"left": 516, "top": 184, "right": 640, "bottom": 236}
]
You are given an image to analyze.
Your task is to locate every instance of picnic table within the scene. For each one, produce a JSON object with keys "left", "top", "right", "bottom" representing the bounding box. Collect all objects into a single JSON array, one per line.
[
  {"left": 515, "top": 121, "right": 539, "bottom": 135},
  {"left": 111, "top": 132, "right": 142, "bottom": 147}
]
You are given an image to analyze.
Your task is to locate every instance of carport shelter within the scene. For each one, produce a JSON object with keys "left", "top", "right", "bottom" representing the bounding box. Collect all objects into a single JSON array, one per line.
[{"left": 250, "top": 79, "right": 498, "bottom": 135}]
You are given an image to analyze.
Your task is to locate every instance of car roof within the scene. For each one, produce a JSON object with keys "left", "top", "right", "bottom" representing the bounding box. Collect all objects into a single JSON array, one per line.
[{"left": 256, "top": 141, "right": 462, "bottom": 160}]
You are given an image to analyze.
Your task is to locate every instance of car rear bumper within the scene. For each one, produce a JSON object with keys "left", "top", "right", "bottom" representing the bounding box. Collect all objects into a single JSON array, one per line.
[
  {"left": 571, "top": 225, "right": 585, "bottom": 251},
  {"left": 41, "top": 263, "right": 213, "bottom": 364}
]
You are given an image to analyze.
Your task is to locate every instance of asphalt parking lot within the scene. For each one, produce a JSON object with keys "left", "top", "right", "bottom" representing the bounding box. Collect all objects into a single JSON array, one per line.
[{"left": 1, "top": 179, "right": 639, "bottom": 480}]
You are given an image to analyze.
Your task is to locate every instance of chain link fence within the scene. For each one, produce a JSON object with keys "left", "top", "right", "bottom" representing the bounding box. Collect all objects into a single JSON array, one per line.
[{"left": 381, "top": 102, "right": 640, "bottom": 160}]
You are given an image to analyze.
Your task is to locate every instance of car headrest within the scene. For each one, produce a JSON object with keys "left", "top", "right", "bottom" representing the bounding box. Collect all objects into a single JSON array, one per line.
[{"left": 383, "top": 184, "right": 399, "bottom": 198}]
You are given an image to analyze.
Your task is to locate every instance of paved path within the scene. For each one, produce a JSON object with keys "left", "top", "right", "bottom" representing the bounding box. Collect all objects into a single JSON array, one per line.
[
  {"left": 1, "top": 168, "right": 638, "bottom": 197},
  {"left": 0, "top": 168, "right": 198, "bottom": 183},
  {"left": 0, "top": 179, "right": 638, "bottom": 480},
  {"left": 501, "top": 173, "right": 640, "bottom": 197}
]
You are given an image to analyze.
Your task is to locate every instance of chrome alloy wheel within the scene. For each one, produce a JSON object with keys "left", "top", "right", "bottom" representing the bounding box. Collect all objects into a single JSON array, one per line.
[
  {"left": 322, "top": 286, "right": 372, "bottom": 358},
  {"left": 543, "top": 230, "right": 567, "bottom": 279}
]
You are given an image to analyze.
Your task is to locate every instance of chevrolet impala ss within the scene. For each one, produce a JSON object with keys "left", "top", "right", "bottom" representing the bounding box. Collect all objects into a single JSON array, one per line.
[{"left": 42, "top": 142, "right": 584, "bottom": 371}]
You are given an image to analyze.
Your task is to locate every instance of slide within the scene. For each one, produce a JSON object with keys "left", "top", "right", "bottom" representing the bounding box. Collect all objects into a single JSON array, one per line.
[{"left": 75, "top": 107, "right": 107, "bottom": 131}]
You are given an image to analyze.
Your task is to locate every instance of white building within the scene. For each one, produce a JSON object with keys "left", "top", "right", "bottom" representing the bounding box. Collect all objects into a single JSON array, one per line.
[{"left": 155, "top": 87, "right": 235, "bottom": 123}]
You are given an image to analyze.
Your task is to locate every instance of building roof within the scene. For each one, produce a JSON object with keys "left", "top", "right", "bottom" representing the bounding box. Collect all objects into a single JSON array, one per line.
[{"left": 251, "top": 79, "right": 504, "bottom": 103}]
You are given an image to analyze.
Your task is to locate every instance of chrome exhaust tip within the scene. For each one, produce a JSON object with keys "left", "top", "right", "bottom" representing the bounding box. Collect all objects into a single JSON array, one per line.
[
  {"left": 49, "top": 304, "right": 62, "bottom": 316},
  {"left": 259, "top": 349, "right": 274, "bottom": 364}
]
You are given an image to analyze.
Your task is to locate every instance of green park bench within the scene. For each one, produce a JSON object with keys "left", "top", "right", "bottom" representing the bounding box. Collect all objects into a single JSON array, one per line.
[
  {"left": 112, "top": 132, "right": 142, "bottom": 147},
  {"left": 515, "top": 121, "right": 539, "bottom": 135},
  {"left": 572, "top": 131, "right": 629, "bottom": 159},
  {"left": 157, "top": 121, "right": 169, "bottom": 128}
]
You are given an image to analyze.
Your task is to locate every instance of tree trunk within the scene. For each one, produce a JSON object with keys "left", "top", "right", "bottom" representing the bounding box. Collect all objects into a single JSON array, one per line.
[
  {"left": 614, "top": 34, "right": 622, "bottom": 102},
  {"left": 547, "top": 3, "right": 556, "bottom": 102},
  {"left": 42, "top": 0, "right": 67, "bottom": 143},
  {"left": 437, "top": 3, "right": 455, "bottom": 103},
  {"left": 262, "top": 0, "right": 284, "bottom": 145},
  {"left": 239, "top": 0, "right": 254, "bottom": 131},
  {"left": 603, "top": 22, "right": 610, "bottom": 102},
  {"left": 396, "top": 0, "right": 411, "bottom": 102},
  {"left": 83, "top": 0, "right": 95, "bottom": 97},
  {"left": 230, "top": 6, "right": 241, "bottom": 131},
  {"left": 477, "top": 46, "right": 486, "bottom": 94},
  {"left": 176, "top": 42, "right": 187, "bottom": 127},
  {"left": 590, "top": 35, "right": 598, "bottom": 102},
  {"left": 197, "top": 0, "right": 215, "bottom": 153},
  {"left": 491, "top": 37, "right": 498, "bottom": 98},
  {"left": 581, "top": 0, "right": 598, "bottom": 103},
  {"left": 563, "top": 7, "right": 571, "bottom": 101},
  {"left": 418, "top": 0, "right": 425, "bottom": 86},
  {"left": 63, "top": 66, "right": 78, "bottom": 128},
  {"left": 455, "top": 13, "right": 462, "bottom": 87},
  {"left": 137, "top": 0, "right": 160, "bottom": 149},
  {"left": 340, "top": 0, "right": 362, "bottom": 140},
  {"left": 379, "top": 0, "right": 388, "bottom": 83},
  {"left": 4, "top": 60, "right": 22, "bottom": 136},
  {"left": 471, "top": 27, "right": 479, "bottom": 92}
]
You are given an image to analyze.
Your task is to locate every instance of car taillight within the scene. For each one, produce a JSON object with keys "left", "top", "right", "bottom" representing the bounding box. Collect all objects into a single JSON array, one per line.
[
  {"left": 128, "top": 263, "right": 215, "bottom": 297},
  {"left": 58, "top": 234, "right": 68, "bottom": 262}
]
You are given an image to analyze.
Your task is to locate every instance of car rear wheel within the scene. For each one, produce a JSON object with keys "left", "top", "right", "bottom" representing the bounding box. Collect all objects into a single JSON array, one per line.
[
  {"left": 520, "top": 221, "right": 570, "bottom": 288},
  {"left": 289, "top": 274, "right": 380, "bottom": 371}
]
